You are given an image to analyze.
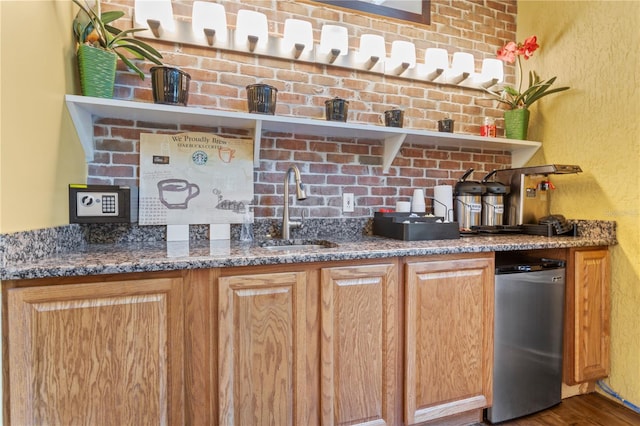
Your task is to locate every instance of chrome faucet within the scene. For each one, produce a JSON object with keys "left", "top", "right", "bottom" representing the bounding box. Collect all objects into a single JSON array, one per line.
[{"left": 282, "top": 165, "right": 307, "bottom": 239}]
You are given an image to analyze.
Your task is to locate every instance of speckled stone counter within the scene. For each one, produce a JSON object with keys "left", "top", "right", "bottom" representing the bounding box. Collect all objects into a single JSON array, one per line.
[{"left": 0, "top": 219, "right": 616, "bottom": 280}]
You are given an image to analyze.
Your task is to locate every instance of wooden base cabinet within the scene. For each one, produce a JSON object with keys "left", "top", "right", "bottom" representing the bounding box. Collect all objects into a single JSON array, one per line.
[
  {"left": 217, "top": 270, "right": 312, "bottom": 426},
  {"left": 5, "top": 248, "right": 609, "bottom": 425},
  {"left": 212, "top": 261, "right": 402, "bottom": 426},
  {"left": 321, "top": 262, "right": 400, "bottom": 425},
  {"left": 527, "top": 246, "right": 611, "bottom": 386},
  {"left": 564, "top": 247, "right": 611, "bottom": 384},
  {"left": 404, "top": 254, "right": 494, "bottom": 425},
  {"left": 4, "top": 274, "right": 184, "bottom": 426}
]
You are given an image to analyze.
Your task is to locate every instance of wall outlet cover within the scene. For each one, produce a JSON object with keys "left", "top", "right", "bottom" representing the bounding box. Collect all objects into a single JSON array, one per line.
[{"left": 343, "top": 193, "right": 355, "bottom": 212}]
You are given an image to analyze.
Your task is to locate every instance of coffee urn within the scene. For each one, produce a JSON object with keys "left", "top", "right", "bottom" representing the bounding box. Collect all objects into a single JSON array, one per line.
[
  {"left": 481, "top": 170, "right": 509, "bottom": 226},
  {"left": 454, "top": 169, "right": 483, "bottom": 230},
  {"left": 493, "top": 164, "right": 582, "bottom": 225}
]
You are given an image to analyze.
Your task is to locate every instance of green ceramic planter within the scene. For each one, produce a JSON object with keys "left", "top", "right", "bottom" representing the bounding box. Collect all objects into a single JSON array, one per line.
[
  {"left": 504, "top": 108, "right": 530, "bottom": 140},
  {"left": 77, "top": 44, "right": 117, "bottom": 98}
]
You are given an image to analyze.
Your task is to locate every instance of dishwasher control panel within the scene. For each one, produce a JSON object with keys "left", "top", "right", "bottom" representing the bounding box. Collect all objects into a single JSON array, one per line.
[{"left": 69, "top": 184, "right": 138, "bottom": 223}]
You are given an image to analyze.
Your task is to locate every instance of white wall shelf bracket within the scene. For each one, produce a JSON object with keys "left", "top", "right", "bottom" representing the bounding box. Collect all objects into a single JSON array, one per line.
[
  {"left": 65, "top": 98, "right": 96, "bottom": 162},
  {"left": 511, "top": 145, "right": 542, "bottom": 169},
  {"left": 382, "top": 134, "right": 408, "bottom": 174}
]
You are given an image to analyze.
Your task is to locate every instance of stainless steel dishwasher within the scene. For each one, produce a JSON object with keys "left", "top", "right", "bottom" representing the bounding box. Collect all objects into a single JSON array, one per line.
[{"left": 486, "top": 255, "right": 566, "bottom": 423}]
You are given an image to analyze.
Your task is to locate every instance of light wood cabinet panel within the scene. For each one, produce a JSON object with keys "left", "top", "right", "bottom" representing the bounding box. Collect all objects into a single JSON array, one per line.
[
  {"left": 183, "top": 269, "right": 218, "bottom": 425},
  {"left": 320, "top": 262, "right": 400, "bottom": 426},
  {"left": 218, "top": 270, "right": 310, "bottom": 426},
  {"left": 404, "top": 254, "right": 494, "bottom": 425},
  {"left": 6, "top": 276, "right": 184, "bottom": 426},
  {"left": 565, "top": 247, "right": 611, "bottom": 384}
]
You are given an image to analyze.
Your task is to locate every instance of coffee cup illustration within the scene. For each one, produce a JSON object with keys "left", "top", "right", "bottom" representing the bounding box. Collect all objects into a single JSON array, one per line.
[
  {"left": 218, "top": 147, "right": 235, "bottom": 163},
  {"left": 158, "top": 178, "right": 200, "bottom": 209}
]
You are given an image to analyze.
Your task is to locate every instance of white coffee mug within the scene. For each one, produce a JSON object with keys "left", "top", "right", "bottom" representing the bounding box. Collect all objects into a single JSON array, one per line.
[{"left": 396, "top": 201, "right": 411, "bottom": 212}]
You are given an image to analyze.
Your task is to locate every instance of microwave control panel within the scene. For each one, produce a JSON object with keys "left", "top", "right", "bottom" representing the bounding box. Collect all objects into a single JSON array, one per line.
[{"left": 69, "top": 184, "right": 138, "bottom": 223}]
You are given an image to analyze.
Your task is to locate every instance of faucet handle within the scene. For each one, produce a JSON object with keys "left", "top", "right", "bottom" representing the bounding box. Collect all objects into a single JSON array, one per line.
[
  {"left": 289, "top": 210, "right": 306, "bottom": 231},
  {"left": 299, "top": 210, "right": 306, "bottom": 228}
]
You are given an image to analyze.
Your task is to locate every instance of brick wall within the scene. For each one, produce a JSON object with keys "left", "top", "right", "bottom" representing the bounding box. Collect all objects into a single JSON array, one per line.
[{"left": 89, "top": 0, "right": 517, "bottom": 219}]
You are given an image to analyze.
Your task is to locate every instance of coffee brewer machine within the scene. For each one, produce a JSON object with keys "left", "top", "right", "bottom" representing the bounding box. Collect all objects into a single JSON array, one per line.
[{"left": 494, "top": 164, "right": 582, "bottom": 225}]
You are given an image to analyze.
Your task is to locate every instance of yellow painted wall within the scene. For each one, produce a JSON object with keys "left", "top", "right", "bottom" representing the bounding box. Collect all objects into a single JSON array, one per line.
[
  {"left": 0, "top": 4, "right": 3, "bottom": 423},
  {"left": 0, "top": 1, "right": 86, "bottom": 234},
  {"left": 518, "top": 0, "right": 640, "bottom": 406}
]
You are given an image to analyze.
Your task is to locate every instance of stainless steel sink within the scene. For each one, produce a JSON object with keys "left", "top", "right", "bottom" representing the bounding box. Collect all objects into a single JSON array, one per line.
[{"left": 259, "top": 239, "right": 337, "bottom": 251}]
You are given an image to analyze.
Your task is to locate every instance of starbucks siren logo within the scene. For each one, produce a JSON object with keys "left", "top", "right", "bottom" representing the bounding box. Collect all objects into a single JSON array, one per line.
[{"left": 192, "top": 150, "right": 208, "bottom": 165}]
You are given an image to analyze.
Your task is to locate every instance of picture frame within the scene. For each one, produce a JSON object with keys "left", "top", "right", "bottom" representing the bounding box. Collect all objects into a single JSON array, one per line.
[{"left": 312, "top": 0, "right": 430, "bottom": 26}]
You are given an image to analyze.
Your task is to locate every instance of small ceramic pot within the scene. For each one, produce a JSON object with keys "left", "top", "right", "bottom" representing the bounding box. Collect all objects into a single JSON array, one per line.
[
  {"left": 384, "top": 109, "right": 404, "bottom": 127},
  {"left": 151, "top": 66, "right": 191, "bottom": 106},
  {"left": 438, "top": 118, "right": 454, "bottom": 133},
  {"left": 325, "top": 98, "right": 349, "bottom": 122},
  {"left": 246, "top": 84, "right": 278, "bottom": 115}
]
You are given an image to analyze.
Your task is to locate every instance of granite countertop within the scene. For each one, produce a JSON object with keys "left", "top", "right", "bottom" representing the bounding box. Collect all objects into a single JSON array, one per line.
[{"left": 0, "top": 232, "right": 616, "bottom": 281}]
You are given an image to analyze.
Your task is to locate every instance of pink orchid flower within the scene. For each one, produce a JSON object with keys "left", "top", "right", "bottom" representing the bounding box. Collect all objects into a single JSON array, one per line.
[
  {"left": 520, "top": 36, "right": 539, "bottom": 60},
  {"left": 497, "top": 41, "right": 518, "bottom": 63},
  {"left": 486, "top": 35, "right": 569, "bottom": 110}
]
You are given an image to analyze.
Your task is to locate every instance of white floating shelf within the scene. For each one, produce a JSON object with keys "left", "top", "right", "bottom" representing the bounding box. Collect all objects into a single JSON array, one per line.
[{"left": 65, "top": 95, "right": 541, "bottom": 173}]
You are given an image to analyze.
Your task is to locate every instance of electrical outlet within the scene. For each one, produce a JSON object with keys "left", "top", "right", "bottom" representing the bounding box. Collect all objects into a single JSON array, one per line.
[{"left": 343, "top": 193, "right": 355, "bottom": 213}]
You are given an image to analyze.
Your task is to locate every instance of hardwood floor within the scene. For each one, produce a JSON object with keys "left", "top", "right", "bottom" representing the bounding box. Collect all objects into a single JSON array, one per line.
[{"left": 481, "top": 392, "right": 640, "bottom": 425}]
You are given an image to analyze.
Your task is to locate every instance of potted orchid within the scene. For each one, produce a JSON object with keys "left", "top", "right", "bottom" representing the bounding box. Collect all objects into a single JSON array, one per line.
[
  {"left": 72, "top": 0, "right": 163, "bottom": 98},
  {"left": 486, "top": 36, "right": 569, "bottom": 139}
]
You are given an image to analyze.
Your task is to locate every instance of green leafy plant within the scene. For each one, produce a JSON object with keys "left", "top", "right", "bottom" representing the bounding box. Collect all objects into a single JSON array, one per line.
[
  {"left": 72, "top": 0, "right": 163, "bottom": 79},
  {"left": 486, "top": 36, "right": 569, "bottom": 109}
]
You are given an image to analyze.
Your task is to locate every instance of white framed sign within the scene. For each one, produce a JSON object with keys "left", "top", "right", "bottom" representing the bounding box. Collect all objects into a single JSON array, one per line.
[{"left": 139, "top": 132, "right": 253, "bottom": 225}]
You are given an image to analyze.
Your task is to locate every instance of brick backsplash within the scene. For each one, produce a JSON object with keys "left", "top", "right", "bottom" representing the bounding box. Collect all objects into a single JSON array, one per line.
[{"left": 89, "top": 0, "right": 517, "bottom": 219}]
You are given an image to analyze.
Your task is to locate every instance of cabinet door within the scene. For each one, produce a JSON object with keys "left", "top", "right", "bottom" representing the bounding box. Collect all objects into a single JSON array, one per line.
[
  {"left": 320, "top": 262, "right": 400, "bottom": 426},
  {"left": 218, "top": 271, "right": 309, "bottom": 426},
  {"left": 404, "top": 255, "right": 494, "bottom": 424},
  {"left": 565, "top": 248, "right": 611, "bottom": 384},
  {"left": 7, "top": 276, "right": 184, "bottom": 426}
]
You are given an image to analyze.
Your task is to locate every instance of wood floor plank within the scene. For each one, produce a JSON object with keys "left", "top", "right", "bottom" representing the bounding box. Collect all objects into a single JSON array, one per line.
[
  {"left": 578, "top": 393, "right": 640, "bottom": 425},
  {"left": 482, "top": 392, "right": 640, "bottom": 425}
]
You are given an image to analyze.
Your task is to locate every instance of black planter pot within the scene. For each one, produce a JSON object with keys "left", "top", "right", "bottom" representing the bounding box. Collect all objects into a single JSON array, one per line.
[
  {"left": 325, "top": 97, "right": 349, "bottom": 122},
  {"left": 246, "top": 84, "right": 278, "bottom": 115},
  {"left": 151, "top": 66, "right": 191, "bottom": 106}
]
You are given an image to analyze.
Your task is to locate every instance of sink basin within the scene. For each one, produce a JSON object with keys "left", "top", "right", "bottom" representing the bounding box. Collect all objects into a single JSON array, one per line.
[{"left": 259, "top": 239, "right": 337, "bottom": 251}]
